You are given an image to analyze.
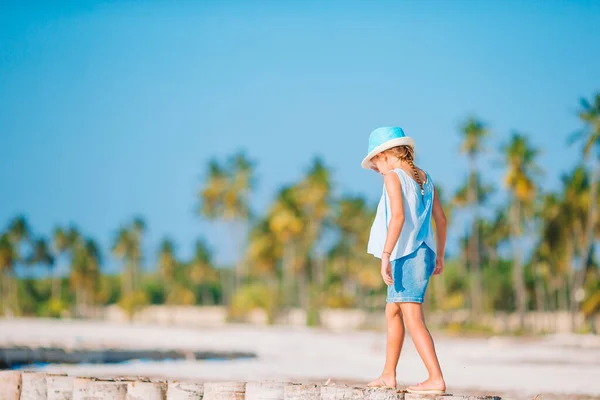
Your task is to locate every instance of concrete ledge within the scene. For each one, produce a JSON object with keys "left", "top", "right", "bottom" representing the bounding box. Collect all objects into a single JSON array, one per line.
[{"left": 0, "top": 371, "right": 506, "bottom": 399}]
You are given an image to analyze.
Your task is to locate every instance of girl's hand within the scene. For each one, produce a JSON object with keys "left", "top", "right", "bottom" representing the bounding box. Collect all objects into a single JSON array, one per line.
[
  {"left": 433, "top": 255, "right": 444, "bottom": 275},
  {"left": 381, "top": 255, "right": 393, "bottom": 285}
]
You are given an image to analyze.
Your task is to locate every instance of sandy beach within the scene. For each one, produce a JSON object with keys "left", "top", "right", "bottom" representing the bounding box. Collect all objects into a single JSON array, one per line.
[{"left": 1, "top": 318, "right": 599, "bottom": 399}]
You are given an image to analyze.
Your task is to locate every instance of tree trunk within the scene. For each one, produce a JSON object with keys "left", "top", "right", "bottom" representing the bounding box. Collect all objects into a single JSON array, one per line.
[
  {"left": 132, "top": 259, "right": 140, "bottom": 293},
  {"left": 510, "top": 200, "right": 527, "bottom": 329},
  {"left": 220, "top": 269, "right": 232, "bottom": 306},
  {"left": 121, "top": 262, "right": 132, "bottom": 300},
  {"left": 457, "top": 227, "right": 468, "bottom": 277},
  {"left": 299, "top": 260, "right": 309, "bottom": 310},
  {"left": 467, "top": 162, "right": 483, "bottom": 317},
  {"left": 312, "top": 250, "right": 324, "bottom": 288},
  {"left": 570, "top": 156, "right": 599, "bottom": 327},
  {"left": 7, "top": 273, "right": 18, "bottom": 316},
  {"left": 75, "top": 286, "right": 82, "bottom": 317},
  {"left": 534, "top": 272, "right": 546, "bottom": 312},
  {"left": 229, "top": 221, "right": 243, "bottom": 292},
  {"left": 433, "top": 272, "right": 447, "bottom": 310},
  {"left": 460, "top": 239, "right": 470, "bottom": 310},
  {"left": 282, "top": 241, "right": 295, "bottom": 308},
  {"left": 0, "top": 273, "right": 6, "bottom": 315},
  {"left": 51, "top": 267, "right": 62, "bottom": 304},
  {"left": 201, "top": 286, "right": 212, "bottom": 305},
  {"left": 559, "top": 279, "right": 569, "bottom": 311}
]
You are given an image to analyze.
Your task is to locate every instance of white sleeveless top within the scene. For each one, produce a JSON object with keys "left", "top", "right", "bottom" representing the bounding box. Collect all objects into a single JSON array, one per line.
[{"left": 367, "top": 168, "right": 436, "bottom": 261}]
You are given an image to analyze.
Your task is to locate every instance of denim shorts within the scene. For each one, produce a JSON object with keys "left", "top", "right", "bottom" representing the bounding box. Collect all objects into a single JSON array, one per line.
[{"left": 386, "top": 242, "right": 435, "bottom": 303}]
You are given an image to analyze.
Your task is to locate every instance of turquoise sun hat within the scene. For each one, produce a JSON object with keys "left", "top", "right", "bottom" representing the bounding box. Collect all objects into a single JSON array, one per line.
[{"left": 361, "top": 127, "right": 415, "bottom": 169}]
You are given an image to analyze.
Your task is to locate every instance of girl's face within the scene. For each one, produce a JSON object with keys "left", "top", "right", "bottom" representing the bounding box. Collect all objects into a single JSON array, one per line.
[{"left": 370, "top": 152, "right": 394, "bottom": 175}]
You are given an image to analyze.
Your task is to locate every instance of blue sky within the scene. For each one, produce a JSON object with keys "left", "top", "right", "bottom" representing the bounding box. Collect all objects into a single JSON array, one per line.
[{"left": 1, "top": 0, "right": 599, "bottom": 273}]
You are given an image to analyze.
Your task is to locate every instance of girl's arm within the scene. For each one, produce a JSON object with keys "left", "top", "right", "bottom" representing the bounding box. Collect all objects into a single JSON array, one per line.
[
  {"left": 382, "top": 171, "right": 405, "bottom": 255},
  {"left": 431, "top": 185, "right": 447, "bottom": 263}
]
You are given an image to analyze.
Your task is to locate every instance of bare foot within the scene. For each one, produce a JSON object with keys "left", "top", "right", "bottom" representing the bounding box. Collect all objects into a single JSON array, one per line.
[
  {"left": 407, "top": 377, "right": 446, "bottom": 393},
  {"left": 366, "top": 374, "right": 396, "bottom": 388}
]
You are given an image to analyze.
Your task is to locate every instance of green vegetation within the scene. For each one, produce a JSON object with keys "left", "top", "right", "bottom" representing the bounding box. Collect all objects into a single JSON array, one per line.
[{"left": 1, "top": 94, "right": 599, "bottom": 332}]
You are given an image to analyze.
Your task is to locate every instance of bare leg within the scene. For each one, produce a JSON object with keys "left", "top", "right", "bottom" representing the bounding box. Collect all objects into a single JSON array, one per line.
[
  {"left": 400, "top": 302, "right": 445, "bottom": 392},
  {"left": 367, "top": 303, "right": 404, "bottom": 388}
]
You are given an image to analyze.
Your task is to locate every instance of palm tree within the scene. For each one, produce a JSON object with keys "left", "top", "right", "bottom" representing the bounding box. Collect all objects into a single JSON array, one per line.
[
  {"left": 245, "top": 219, "right": 282, "bottom": 279},
  {"left": 28, "top": 237, "right": 54, "bottom": 284},
  {"left": 268, "top": 186, "right": 304, "bottom": 308},
  {"left": 561, "top": 167, "right": 592, "bottom": 313},
  {"left": 7, "top": 215, "right": 31, "bottom": 244},
  {"left": 452, "top": 172, "right": 494, "bottom": 311},
  {"left": 199, "top": 159, "right": 229, "bottom": 218},
  {"left": 51, "top": 227, "right": 70, "bottom": 302},
  {"left": 480, "top": 209, "right": 510, "bottom": 310},
  {"left": 113, "top": 227, "right": 133, "bottom": 298},
  {"left": 503, "top": 133, "right": 541, "bottom": 328},
  {"left": 4, "top": 215, "right": 31, "bottom": 313},
  {"left": 188, "top": 238, "right": 219, "bottom": 305},
  {"left": 130, "top": 217, "right": 146, "bottom": 290},
  {"left": 112, "top": 218, "right": 145, "bottom": 299},
  {"left": 429, "top": 185, "right": 453, "bottom": 309},
  {"left": 157, "top": 238, "right": 177, "bottom": 289},
  {"left": 226, "top": 152, "right": 256, "bottom": 287},
  {"left": 534, "top": 167, "right": 592, "bottom": 313},
  {"left": 198, "top": 153, "right": 256, "bottom": 295},
  {"left": 0, "top": 233, "right": 16, "bottom": 315},
  {"left": 530, "top": 198, "right": 553, "bottom": 313},
  {"left": 569, "top": 93, "right": 600, "bottom": 322},
  {"left": 70, "top": 238, "right": 101, "bottom": 315},
  {"left": 156, "top": 238, "right": 196, "bottom": 305},
  {"left": 293, "top": 157, "right": 332, "bottom": 306},
  {"left": 535, "top": 192, "right": 573, "bottom": 311},
  {"left": 459, "top": 118, "right": 490, "bottom": 317},
  {"left": 7, "top": 215, "right": 31, "bottom": 268},
  {"left": 330, "top": 194, "right": 378, "bottom": 309}
]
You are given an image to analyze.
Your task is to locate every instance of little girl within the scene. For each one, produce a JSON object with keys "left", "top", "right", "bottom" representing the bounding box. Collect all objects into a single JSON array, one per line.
[{"left": 361, "top": 127, "right": 447, "bottom": 395}]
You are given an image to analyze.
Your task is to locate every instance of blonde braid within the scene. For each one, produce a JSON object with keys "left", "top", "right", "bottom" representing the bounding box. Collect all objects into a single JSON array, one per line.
[
  {"left": 406, "top": 156, "right": 425, "bottom": 195},
  {"left": 386, "top": 145, "right": 425, "bottom": 195}
]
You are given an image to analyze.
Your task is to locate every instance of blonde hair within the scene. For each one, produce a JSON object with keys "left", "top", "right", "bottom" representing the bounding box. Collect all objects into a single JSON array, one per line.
[{"left": 374, "top": 145, "right": 424, "bottom": 194}]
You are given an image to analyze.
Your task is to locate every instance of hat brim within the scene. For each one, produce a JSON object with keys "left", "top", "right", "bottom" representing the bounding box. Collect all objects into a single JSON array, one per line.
[{"left": 361, "top": 137, "right": 415, "bottom": 169}]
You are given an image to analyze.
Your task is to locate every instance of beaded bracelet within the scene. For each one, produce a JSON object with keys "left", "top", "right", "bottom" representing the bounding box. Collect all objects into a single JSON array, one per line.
[{"left": 383, "top": 251, "right": 392, "bottom": 255}]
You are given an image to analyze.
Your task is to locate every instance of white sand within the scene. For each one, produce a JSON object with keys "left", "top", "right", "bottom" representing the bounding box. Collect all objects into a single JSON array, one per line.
[{"left": 1, "top": 318, "right": 599, "bottom": 399}]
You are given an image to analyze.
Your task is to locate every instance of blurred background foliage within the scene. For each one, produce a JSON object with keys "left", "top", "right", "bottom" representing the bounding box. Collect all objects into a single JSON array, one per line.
[{"left": 1, "top": 93, "right": 600, "bottom": 332}]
